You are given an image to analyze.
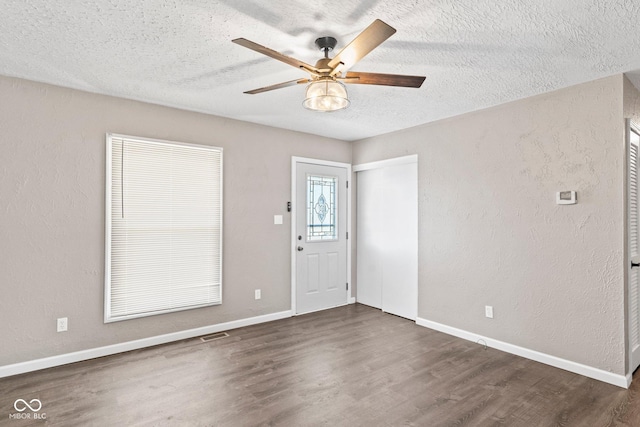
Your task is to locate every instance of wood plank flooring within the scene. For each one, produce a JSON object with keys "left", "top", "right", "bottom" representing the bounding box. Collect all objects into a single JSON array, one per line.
[{"left": 1, "top": 303, "right": 639, "bottom": 426}]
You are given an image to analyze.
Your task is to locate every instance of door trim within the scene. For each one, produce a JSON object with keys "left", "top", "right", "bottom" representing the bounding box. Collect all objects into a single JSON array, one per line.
[
  {"left": 291, "top": 157, "right": 352, "bottom": 315},
  {"left": 353, "top": 154, "right": 418, "bottom": 172},
  {"left": 626, "top": 117, "right": 631, "bottom": 378},
  {"left": 628, "top": 119, "right": 640, "bottom": 379}
]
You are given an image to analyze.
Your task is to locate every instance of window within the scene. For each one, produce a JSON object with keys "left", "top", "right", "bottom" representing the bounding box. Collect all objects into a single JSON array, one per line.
[
  {"left": 306, "top": 174, "right": 338, "bottom": 241},
  {"left": 105, "top": 134, "right": 222, "bottom": 322}
]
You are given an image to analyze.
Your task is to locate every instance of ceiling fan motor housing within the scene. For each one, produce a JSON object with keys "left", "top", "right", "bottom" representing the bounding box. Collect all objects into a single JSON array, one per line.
[{"left": 315, "top": 36, "right": 337, "bottom": 52}]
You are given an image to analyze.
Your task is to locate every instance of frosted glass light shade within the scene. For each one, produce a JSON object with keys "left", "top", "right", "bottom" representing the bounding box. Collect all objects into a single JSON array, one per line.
[{"left": 303, "top": 79, "right": 350, "bottom": 112}]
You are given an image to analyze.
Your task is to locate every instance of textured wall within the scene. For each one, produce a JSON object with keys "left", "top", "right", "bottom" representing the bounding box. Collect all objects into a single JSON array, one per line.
[
  {"left": 353, "top": 75, "right": 627, "bottom": 375},
  {"left": 0, "top": 75, "right": 351, "bottom": 366},
  {"left": 625, "top": 76, "right": 640, "bottom": 124}
]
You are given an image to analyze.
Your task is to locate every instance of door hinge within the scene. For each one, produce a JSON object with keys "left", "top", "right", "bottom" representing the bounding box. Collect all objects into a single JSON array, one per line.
[
  {"left": 346, "top": 283, "right": 349, "bottom": 290},
  {"left": 346, "top": 232, "right": 349, "bottom": 239},
  {"left": 346, "top": 181, "right": 349, "bottom": 189}
]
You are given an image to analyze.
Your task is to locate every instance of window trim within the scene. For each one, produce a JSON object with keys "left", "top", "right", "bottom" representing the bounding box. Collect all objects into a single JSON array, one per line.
[{"left": 104, "top": 133, "right": 223, "bottom": 323}]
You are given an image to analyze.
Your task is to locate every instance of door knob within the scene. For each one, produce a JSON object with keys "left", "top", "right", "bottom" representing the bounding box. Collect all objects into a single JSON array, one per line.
[
  {"left": 633, "top": 262, "right": 640, "bottom": 268},
  {"left": 297, "top": 246, "right": 304, "bottom": 251}
]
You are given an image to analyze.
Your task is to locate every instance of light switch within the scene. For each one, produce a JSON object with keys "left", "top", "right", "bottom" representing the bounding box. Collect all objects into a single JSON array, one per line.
[{"left": 274, "top": 215, "right": 283, "bottom": 225}]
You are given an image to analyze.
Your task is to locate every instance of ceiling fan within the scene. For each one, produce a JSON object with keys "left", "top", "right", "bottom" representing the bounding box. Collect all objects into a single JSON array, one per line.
[{"left": 232, "top": 19, "right": 426, "bottom": 112}]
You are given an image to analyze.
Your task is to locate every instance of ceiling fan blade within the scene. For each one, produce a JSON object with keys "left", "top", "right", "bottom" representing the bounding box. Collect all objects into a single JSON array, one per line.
[
  {"left": 341, "top": 71, "right": 425, "bottom": 88},
  {"left": 327, "top": 19, "right": 396, "bottom": 73},
  {"left": 244, "top": 78, "right": 310, "bottom": 94},
  {"left": 232, "top": 38, "right": 318, "bottom": 74}
]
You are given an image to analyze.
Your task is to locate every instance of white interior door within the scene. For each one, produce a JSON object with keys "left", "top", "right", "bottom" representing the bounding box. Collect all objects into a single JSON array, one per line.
[
  {"left": 628, "top": 120, "right": 640, "bottom": 373},
  {"left": 381, "top": 162, "right": 418, "bottom": 320},
  {"left": 356, "top": 157, "right": 418, "bottom": 320},
  {"left": 355, "top": 167, "right": 384, "bottom": 309},
  {"left": 295, "top": 161, "right": 348, "bottom": 314}
]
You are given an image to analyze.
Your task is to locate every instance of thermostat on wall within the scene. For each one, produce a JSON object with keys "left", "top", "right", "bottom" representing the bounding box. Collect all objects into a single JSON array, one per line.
[{"left": 556, "top": 190, "right": 577, "bottom": 205}]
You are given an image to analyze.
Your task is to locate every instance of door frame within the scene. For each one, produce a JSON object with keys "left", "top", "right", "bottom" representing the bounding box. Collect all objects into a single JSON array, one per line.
[
  {"left": 291, "top": 157, "right": 352, "bottom": 315},
  {"left": 354, "top": 154, "right": 419, "bottom": 320},
  {"left": 628, "top": 119, "right": 640, "bottom": 381}
]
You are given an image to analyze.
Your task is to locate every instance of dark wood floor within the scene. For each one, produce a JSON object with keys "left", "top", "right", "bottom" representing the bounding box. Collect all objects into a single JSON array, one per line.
[{"left": 1, "top": 304, "right": 639, "bottom": 426}]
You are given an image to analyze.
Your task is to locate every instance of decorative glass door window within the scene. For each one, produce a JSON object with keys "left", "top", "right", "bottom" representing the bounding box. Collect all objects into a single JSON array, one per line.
[{"left": 306, "top": 174, "right": 338, "bottom": 241}]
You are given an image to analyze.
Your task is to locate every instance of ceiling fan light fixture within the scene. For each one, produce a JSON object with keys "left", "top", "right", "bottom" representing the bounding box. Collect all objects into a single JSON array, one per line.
[{"left": 303, "top": 79, "right": 350, "bottom": 112}]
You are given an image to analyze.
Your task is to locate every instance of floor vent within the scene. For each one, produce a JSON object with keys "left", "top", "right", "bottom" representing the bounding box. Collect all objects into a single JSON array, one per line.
[{"left": 200, "top": 332, "right": 229, "bottom": 343}]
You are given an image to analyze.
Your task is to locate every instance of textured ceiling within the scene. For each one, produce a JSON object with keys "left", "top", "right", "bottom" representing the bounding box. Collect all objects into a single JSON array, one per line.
[{"left": 1, "top": 1, "right": 640, "bottom": 141}]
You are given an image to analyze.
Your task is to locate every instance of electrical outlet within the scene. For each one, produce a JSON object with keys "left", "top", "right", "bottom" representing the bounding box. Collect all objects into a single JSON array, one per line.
[
  {"left": 255, "top": 289, "right": 261, "bottom": 300},
  {"left": 57, "top": 317, "right": 68, "bottom": 332},
  {"left": 485, "top": 306, "right": 494, "bottom": 319}
]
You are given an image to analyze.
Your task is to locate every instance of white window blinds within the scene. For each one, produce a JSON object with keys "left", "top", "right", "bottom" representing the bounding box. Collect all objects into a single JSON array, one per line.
[{"left": 105, "top": 134, "right": 222, "bottom": 322}]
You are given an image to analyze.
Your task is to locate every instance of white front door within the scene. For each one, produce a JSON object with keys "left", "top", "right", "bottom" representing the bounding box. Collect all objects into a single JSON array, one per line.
[
  {"left": 294, "top": 161, "right": 349, "bottom": 314},
  {"left": 628, "top": 120, "right": 640, "bottom": 373}
]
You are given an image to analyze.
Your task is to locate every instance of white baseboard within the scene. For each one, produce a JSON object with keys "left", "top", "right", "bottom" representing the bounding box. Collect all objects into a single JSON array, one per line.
[
  {"left": 348, "top": 297, "right": 356, "bottom": 304},
  {"left": 0, "top": 310, "right": 292, "bottom": 379},
  {"left": 416, "top": 317, "right": 629, "bottom": 389},
  {"left": 5, "top": 311, "right": 628, "bottom": 388}
]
